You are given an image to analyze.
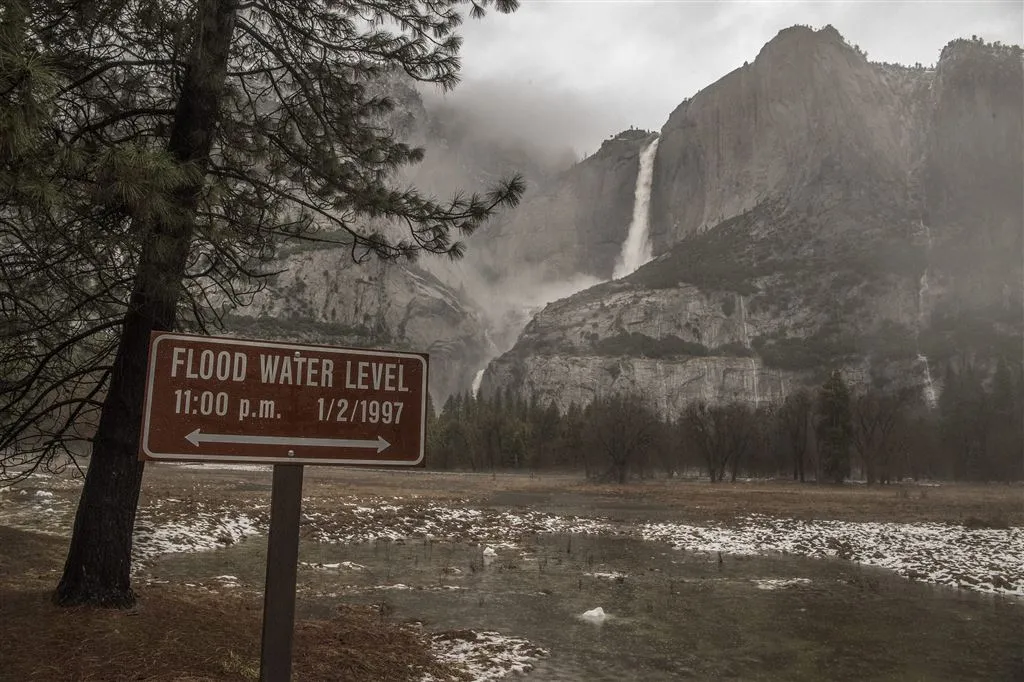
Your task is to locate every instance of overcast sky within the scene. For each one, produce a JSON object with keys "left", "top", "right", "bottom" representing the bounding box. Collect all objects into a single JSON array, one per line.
[{"left": 424, "top": 0, "right": 1023, "bottom": 155}]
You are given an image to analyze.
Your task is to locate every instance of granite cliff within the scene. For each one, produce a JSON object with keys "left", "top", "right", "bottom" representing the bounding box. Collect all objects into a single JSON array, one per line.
[
  {"left": 480, "top": 27, "right": 1023, "bottom": 413},
  {"left": 224, "top": 245, "right": 491, "bottom": 406}
]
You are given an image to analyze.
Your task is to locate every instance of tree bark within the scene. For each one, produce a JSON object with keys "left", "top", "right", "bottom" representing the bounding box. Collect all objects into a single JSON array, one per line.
[{"left": 55, "top": 0, "right": 238, "bottom": 607}]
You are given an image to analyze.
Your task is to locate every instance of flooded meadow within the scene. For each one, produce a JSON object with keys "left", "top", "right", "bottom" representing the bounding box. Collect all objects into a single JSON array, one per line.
[{"left": 2, "top": 465, "right": 1022, "bottom": 680}]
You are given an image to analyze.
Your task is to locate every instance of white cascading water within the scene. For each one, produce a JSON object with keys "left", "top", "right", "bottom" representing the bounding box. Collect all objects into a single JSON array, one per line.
[
  {"left": 738, "top": 295, "right": 751, "bottom": 347},
  {"left": 613, "top": 137, "right": 661, "bottom": 279},
  {"left": 471, "top": 368, "right": 485, "bottom": 398},
  {"left": 738, "top": 295, "right": 760, "bottom": 407},
  {"left": 916, "top": 220, "right": 938, "bottom": 408}
]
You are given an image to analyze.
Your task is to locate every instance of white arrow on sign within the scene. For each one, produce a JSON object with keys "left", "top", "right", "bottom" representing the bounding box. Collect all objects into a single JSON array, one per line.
[{"left": 184, "top": 428, "right": 391, "bottom": 453}]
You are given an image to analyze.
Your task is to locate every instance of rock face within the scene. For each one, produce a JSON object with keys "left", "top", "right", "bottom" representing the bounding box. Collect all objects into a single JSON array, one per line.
[
  {"left": 482, "top": 28, "right": 1023, "bottom": 412},
  {"left": 225, "top": 245, "right": 491, "bottom": 406},
  {"left": 470, "top": 129, "right": 658, "bottom": 281},
  {"left": 649, "top": 25, "right": 918, "bottom": 247}
]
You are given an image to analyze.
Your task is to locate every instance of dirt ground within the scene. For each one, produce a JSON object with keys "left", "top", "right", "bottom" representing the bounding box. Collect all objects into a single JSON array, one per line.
[{"left": 0, "top": 526, "right": 465, "bottom": 682}]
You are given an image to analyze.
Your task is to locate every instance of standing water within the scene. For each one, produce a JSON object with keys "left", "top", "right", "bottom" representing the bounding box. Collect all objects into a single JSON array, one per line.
[{"left": 613, "top": 137, "right": 661, "bottom": 279}]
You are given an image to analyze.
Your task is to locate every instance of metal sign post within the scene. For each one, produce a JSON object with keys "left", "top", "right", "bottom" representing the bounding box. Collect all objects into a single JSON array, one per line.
[
  {"left": 139, "top": 332, "right": 429, "bottom": 681},
  {"left": 259, "top": 464, "right": 304, "bottom": 682}
]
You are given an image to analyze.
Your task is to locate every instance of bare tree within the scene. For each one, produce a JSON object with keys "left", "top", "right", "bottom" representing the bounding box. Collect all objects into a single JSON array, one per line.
[
  {"left": 583, "top": 393, "right": 659, "bottom": 484},
  {"left": 851, "top": 389, "right": 913, "bottom": 484},
  {"left": 777, "top": 389, "right": 813, "bottom": 482},
  {"left": 682, "top": 401, "right": 758, "bottom": 482}
]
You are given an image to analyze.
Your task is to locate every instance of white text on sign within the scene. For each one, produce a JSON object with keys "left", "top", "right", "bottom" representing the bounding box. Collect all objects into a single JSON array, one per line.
[{"left": 169, "top": 347, "right": 412, "bottom": 394}]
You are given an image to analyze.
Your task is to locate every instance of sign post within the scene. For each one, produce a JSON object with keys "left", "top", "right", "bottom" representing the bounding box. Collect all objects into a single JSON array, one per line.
[
  {"left": 140, "top": 332, "right": 429, "bottom": 681},
  {"left": 259, "top": 464, "right": 304, "bottom": 682}
]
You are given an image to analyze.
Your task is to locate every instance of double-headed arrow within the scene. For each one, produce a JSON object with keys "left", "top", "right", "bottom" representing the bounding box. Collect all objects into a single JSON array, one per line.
[{"left": 184, "top": 428, "right": 391, "bottom": 453}]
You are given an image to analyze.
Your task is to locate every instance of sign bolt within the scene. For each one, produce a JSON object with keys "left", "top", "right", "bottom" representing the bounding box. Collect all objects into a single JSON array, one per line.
[{"left": 287, "top": 450, "right": 295, "bottom": 457}]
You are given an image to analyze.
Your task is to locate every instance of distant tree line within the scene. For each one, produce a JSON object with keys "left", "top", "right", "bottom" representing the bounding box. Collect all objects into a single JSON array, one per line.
[{"left": 427, "top": 359, "right": 1024, "bottom": 483}]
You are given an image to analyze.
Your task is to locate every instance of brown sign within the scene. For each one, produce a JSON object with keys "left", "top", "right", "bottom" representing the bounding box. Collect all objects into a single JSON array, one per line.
[{"left": 139, "top": 332, "right": 427, "bottom": 465}]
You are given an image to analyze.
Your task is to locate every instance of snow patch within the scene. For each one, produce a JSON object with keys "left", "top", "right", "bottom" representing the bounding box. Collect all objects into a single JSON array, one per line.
[
  {"left": 753, "top": 578, "right": 812, "bottom": 590},
  {"left": 642, "top": 514, "right": 1024, "bottom": 597},
  {"left": 305, "top": 499, "right": 612, "bottom": 547},
  {"left": 423, "top": 630, "right": 548, "bottom": 682},
  {"left": 132, "top": 501, "right": 261, "bottom": 568},
  {"left": 173, "top": 463, "right": 272, "bottom": 473},
  {"left": 301, "top": 561, "right": 366, "bottom": 571}
]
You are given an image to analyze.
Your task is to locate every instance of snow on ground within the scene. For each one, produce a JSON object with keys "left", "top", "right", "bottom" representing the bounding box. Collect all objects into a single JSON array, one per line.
[
  {"left": 300, "top": 560, "right": 365, "bottom": 571},
  {"left": 641, "top": 513, "right": 1024, "bottom": 597},
  {"left": 753, "top": 578, "right": 812, "bottom": 590},
  {"left": 132, "top": 499, "right": 262, "bottom": 567},
  {"left": 584, "top": 571, "right": 627, "bottom": 581},
  {"left": 173, "top": 463, "right": 272, "bottom": 473},
  {"left": 422, "top": 630, "right": 549, "bottom": 682},
  {"left": 4, "top": 474, "right": 1022, "bottom": 600},
  {"left": 304, "top": 499, "right": 612, "bottom": 547}
]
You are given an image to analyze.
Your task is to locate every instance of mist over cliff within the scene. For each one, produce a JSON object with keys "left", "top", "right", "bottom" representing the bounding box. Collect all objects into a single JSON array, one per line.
[{"left": 478, "top": 26, "right": 1023, "bottom": 413}]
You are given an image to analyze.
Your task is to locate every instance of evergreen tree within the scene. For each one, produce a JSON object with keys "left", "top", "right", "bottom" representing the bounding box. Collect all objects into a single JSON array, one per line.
[
  {"left": 1, "top": 0, "right": 522, "bottom": 607},
  {"left": 939, "top": 360, "right": 990, "bottom": 480},
  {"left": 989, "top": 358, "right": 1023, "bottom": 479},
  {"left": 815, "top": 370, "right": 853, "bottom": 483}
]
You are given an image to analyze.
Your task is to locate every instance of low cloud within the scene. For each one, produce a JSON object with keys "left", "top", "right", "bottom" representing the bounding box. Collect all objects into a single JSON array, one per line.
[{"left": 420, "top": 79, "right": 636, "bottom": 160}]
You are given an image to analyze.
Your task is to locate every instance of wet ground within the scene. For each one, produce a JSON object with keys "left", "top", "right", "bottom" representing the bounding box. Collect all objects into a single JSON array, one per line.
[
  {"left": 4, "top": 466, "right": 1024, "bottom": 680},
  {"left": 152, "top": 530, "right": 1024, "bottom": 681}
]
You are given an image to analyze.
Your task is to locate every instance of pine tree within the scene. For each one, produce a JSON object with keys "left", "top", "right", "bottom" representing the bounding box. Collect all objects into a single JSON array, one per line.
[
  {"left": 988, "top": 358, "right": 1022, "bottom": 479},
  {"left": 815, "top": 370, "right": 853, "bottom": 483},
  {"left": 1, "top": 0, "right": 522, "bottom": 607}
]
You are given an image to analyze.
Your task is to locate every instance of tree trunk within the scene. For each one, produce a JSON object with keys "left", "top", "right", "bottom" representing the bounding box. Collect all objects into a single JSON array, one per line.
[{"left": 54, "top": 0, "right": 238, "bottom": 607}]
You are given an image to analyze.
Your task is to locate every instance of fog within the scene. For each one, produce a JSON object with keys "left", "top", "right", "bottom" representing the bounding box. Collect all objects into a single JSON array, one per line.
[{"left": 419, "top": 78, "right": 636, "bottom": 163}]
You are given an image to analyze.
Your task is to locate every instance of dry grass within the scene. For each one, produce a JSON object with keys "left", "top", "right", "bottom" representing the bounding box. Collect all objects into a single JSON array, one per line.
[
  {"left": 561, "top": 479, "right": 1024, "bottom": 525},
  {"left": 138, "top": 465, "right": 1024, "bottom": 527},
  {"left": 260, "top": 467, "right": 1024, "bottom": 526},
  {"left": 0, "top": 528, "right": 463, "bottom": 682}
]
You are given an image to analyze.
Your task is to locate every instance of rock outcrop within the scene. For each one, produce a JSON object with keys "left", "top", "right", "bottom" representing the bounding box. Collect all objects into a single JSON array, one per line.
[{"left": 225, "top": 245, "right": 491, "bottom": 406}]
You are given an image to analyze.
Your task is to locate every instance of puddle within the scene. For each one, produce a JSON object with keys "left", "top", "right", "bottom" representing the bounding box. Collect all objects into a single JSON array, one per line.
[{"left": 153, "top": 532, "right": 1024, "bottom": 681}]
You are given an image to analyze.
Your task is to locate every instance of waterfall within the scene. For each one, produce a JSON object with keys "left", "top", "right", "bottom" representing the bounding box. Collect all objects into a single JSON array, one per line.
[
  {"left": 738, "top": 294, "right": 751, "bottom": 347},
  {"left": 917, "top": 354, "right": 937, "bottom": 407},
  {"left": 916, "top": 220, "right": 938, "bottom": 408},
  {"left": 471, "top": 368, "right": 485, "bottom": 398},
  {"left": 749, "top": 358, "right": 760, "bottom": 408},
  {"left": 613, "top": 137, "right": 661, "bottom": 279},
  {"left": 738, "top": 295, "right": 760, "bottom": 407}
]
